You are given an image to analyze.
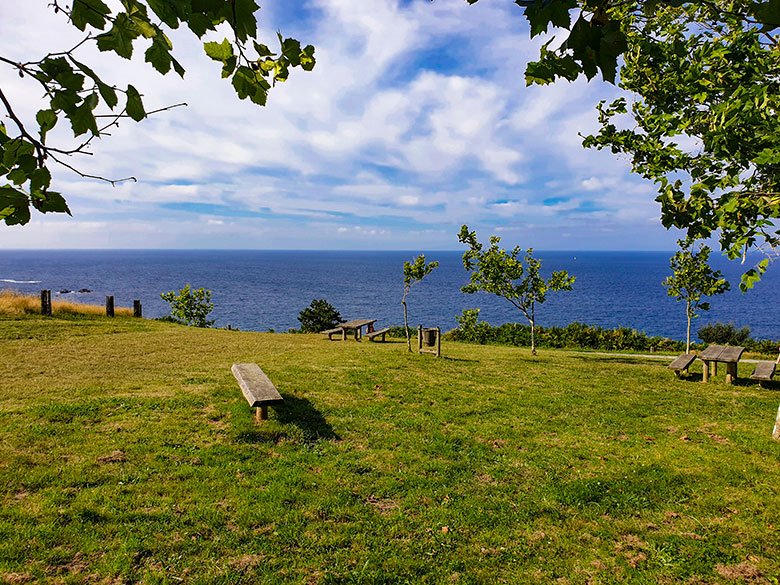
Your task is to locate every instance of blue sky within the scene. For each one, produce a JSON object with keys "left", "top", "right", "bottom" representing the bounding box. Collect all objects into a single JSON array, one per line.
[{"left": 0, "top": 0, "right": 685, "bottom": 250}]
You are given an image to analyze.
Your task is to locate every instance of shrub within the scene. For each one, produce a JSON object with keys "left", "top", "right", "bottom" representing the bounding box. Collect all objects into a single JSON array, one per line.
[
  {"left": 697, "top": 322, "right": 751, "bottom": 346},
  {"left": 452, "top": 309, "right": 495, "bottom": 345},
  {"left": 160, "top": 284, "right": 214, "bottom": 328},
  {"left": 297, "top": 299, "right": 342, "bottom": 333}
]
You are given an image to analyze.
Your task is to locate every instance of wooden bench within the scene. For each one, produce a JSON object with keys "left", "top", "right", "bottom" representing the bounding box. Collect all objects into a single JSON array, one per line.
[
  {"left": 751, "top": 361, "right": 777, "bottom": 387},
  {"left": 322, "top": 326, "right": 345, "bottom": 340},
  {"left": 231, "top": 363, "right": 283, "bottom": 422},
  {"left": 668, "top": 353, "right": 696, "bottom": 377},
  {"left": 366, "top": 327, "right": 390, "bottom": 342}
]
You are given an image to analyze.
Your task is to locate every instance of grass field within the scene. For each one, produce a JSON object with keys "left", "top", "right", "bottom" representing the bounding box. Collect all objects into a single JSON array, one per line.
[{"left": 0, "top": 314, "right": 778, "bottom": 584}]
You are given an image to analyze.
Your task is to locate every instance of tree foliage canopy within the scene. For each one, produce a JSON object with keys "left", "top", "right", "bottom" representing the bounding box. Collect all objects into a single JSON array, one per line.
[
  {"left": 402, "top": 254, "right": 439, "bottom": 351},
  {"left": 298, "top": 298, "right": 342, "bottom": 333},
  {"left": 469, "top": 0, "right": 780, "bottom": 284},
  {"left": 663, "top": 239, "right": 730, "bottom": 352},
  {"left": 0, "top": 0, "right": 314, "bottom": 226},
  {"left": 458, "top": 225, "right": 575, "bottom": 354}
]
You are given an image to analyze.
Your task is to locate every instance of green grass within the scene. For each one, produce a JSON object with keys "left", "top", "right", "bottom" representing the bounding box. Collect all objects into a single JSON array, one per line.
[{"left": 0, "top": 314, "right": 778, "bottom": 584}]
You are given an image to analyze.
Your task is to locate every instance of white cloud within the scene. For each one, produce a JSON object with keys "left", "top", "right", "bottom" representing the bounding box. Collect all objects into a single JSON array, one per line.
[{"left": 0, "top": 0, "right": 671, "bottom": 250}]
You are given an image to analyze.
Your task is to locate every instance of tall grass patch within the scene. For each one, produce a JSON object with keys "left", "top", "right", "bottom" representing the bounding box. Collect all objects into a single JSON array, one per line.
[{"left": 0, "top": 290, "right": 133, "bottom": 317}]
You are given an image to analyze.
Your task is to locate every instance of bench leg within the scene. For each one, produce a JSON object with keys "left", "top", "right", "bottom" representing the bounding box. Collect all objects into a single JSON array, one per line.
[
  {"left": 725, "top": 362, "right": 737, "bottom": 385},
  {"left": 256, "top": 405, "right": 268, "bottom": 422},
  {"left": 702, "top": 361, "right": 710, "bottom": 382}
]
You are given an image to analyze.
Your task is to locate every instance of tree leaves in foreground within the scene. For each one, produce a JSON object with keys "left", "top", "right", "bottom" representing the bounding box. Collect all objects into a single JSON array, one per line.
[
  {"left": 0, "top": 0, "right": 315, "bottom": 226},
  {"left": 467, "top": 0, "right": 780, "bottom": 286},
  {"left": 458, "top": 225, "right": 575, "bottom": 355}
]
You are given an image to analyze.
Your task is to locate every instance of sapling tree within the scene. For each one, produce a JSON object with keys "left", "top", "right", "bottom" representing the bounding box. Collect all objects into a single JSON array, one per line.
[
  {"left": 402, "top": 254, "right": 439, "bottom": 352},
  {"left": 663, "top": 239, "right": 730, "bottom": 353},
  {"left": 161, "top": 284, "right": 214, "bottom": 328},
  {"left": 458, "top": 225, "right": 575, "bottom": 355}
]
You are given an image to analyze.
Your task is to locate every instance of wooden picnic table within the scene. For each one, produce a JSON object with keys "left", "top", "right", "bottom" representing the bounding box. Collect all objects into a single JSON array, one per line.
[
  {"left": 329, "top": 318, "right": 377, "bottom": 341},
  {"left": 700, "top": 344, "right": 745, "bottom": 384}
]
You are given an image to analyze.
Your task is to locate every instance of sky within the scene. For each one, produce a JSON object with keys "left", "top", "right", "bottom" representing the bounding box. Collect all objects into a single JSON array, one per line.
[{"left": 0, "top": 0, "right": 686, "bottom": 251}]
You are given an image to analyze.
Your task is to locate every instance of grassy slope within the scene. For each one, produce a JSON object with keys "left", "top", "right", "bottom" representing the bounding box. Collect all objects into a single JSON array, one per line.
[{"left": 0, "top": 315, "right": 778, "bottom": 584}]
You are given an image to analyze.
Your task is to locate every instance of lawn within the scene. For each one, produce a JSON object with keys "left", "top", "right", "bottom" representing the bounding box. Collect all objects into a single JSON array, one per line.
[{"left": 0, "top": 315, "right": 778, "bottom": 584}]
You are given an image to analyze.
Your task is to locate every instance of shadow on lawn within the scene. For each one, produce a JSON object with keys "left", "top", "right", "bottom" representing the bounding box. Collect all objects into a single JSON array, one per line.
[{"left": 233, "top": 394, "right": 340, "bottom": 444}]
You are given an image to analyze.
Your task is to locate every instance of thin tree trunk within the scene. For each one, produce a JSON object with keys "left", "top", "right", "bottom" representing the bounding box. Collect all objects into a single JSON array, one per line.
[
  {"left": 530, "top": 302, "right": 537, "bottom": 356},
  {"left": 686, "top": 302, "right": 692, "bottom": 354},
  {"left": 402, "top": 296, "right": 411, "bottom": 352}
]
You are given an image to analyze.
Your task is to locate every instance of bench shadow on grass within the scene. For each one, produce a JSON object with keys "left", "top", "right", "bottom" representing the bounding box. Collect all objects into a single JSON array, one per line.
[{"left": 233, "top": 393, "right": 340, "bottom": 445}]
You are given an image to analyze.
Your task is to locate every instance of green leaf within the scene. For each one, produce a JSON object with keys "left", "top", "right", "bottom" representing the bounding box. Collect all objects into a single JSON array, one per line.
[
  {"left": 32, "top": 191, "right": 71, "bottom": 215},
  {"left": 30, "top": 168, "right": 52, "bottom": 193},
  {"left": 67, "top": 95, "right": 100, "bottom": 136},
  {"left": 70, "top": 0, "right": 111, "bottom": 31},
  {"left": 254, "top": 42, "right": 273, "bottom": 57},
  {"left": 231, "top": 66, "right": 269, "bottom": 105},
  {"left": 125, "top": 85, "right": 146, "bottom": 121},
  {"left": 96, "top": 13, "right": 140, "bottom": 59},
  {"left": 36, "top": 110, "right": 58, "bottom": 142},
  {"left": 145, "top": 35, "right": 174, "bottom": 75},
  {"left": 204, "top": 38, "right": 234, "bottom": 62},
  {"left": 0, "top": 185, "right": 31, "bottom": 225},
  {"left": 147, "top": 0, "right": 186, "bottom": 29}
]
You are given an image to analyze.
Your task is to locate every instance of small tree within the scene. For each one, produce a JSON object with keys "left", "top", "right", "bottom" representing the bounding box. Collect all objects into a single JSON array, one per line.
[
  {"left": 402, "top": 255, "right": 439, "bottom": 352},
  {"left": 160, "top": 284, "right": 215, "bottom": 328},
  {"left": 298, "top": 299, "right": 342, "bottom": 333},
  {"left": 458, "top": 225, "right": 575, "bottom": 355},
  {"left": 663, "top": 239, "right": 730, "bottom": 353}
]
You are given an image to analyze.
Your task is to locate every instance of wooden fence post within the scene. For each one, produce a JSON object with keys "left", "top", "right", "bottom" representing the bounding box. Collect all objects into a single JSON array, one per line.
[
  {"left": 40, "top": 290, "right": 52, "bottom": 316},
  {"left": 105, "top": 295, "right": 114, "bottom": 318},
  {"left": 133, "top": 300, "right": 142, "bottom": 318}
]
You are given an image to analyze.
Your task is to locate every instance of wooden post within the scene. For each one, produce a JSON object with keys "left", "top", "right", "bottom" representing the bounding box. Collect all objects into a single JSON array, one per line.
[
  {"left": 133, "top": 299, "right": 142, "bottom": 318},
  {"left": 702, "top": 360, "right": 710, "bottom": 382},
  {"left": 773, "top": 404, "right": 780, "bottom": 441},
  {"left": 436, "top": 327, "right": 441, "bottom": 358},
  {"left": 725, "top": 362, "right": 736, "bottom": 385},
  {"left": 40, "top": 289, "right": 52, "bottom": 316},
  {"left": 256, "top": 405, "right": 269, "bottom": 422},
  {"left": 105, "top": 295, "right": 114, "bottom": 317},
  {"left": 418, "top": 325, "right": 423, "bottom": 352}
]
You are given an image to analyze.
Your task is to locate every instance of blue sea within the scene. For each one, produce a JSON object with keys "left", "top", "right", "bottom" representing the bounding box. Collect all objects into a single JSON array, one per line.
[{"left": 0, "top": 250, "right": 777, "bottom": 341}]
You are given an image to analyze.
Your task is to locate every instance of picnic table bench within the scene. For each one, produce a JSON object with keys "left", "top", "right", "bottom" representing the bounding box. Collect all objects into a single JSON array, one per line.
[
  {"left": 668, "top": 353, "right": 697, "bottom": 377},
  {"left": 323, "top": 319, "right": 377, "bottom": 341},
  {"left": 231, "top": 363, "right": 283, "bottom": 422},
  {"left": 700, "top": 344, "right": 745, "bottom": 384},
  {"left": 750, "top": 348, "right": 779, "bottom": 387},
  {"left": 366, "top": 327, "right": 390, "bottom": 342}
]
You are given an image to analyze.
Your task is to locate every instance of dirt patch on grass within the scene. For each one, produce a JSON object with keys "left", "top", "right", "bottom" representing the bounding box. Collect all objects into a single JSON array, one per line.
[
  {"left": 1, "top": 573, "right": 35, "bottom": 584},
  {"left": 97, "top": 450, "right": 127, "bottom": 463},
  {"left": 365, "top": 495, "right": 399, "bottom": 514},
  {"left": 714, "top": 562, "right": 764, "bottom": 583}
]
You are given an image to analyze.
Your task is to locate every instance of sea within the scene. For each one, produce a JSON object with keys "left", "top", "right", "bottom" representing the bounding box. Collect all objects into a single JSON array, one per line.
[{"left": 0, "top": 250, "right": 777, "bottom": 341}]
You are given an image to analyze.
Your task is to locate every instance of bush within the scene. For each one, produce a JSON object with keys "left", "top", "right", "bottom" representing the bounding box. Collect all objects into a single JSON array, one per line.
[
  {"left": 697, "top": 322, "right": 751, "bottom": 346},
  {"left": 450, "top": 317, "right": 688, "bottom": 353},
  {"left": 160, "top": 284, "right": 214, "bottom": 328},
  {"left": 298, "top": 299, "right": 342, "bottom": 333}
]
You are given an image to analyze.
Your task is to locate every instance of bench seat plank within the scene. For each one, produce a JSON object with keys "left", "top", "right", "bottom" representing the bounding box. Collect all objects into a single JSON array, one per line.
[
  {"left": 669, "top": 353, "right": 696, "bottom": 372},
  {"left": 367, "top": 327, "right": 390, "bottom": 342},
  {"left": 750, "top": 361, "right": 776, "bottom": 381},
  {"left": 231, "top": 363, "right": 284, "bottom": 407}
]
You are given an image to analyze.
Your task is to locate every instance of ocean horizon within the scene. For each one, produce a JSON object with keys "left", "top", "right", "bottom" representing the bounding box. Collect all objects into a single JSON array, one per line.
[{"left": 1, "top": 249, "right": 777, "bottom": 341}]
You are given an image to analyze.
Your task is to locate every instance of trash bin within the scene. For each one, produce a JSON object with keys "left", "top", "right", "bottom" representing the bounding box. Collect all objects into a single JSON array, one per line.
[{"left": 423, "top": 328, "right": 436, "bottom": 347}]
